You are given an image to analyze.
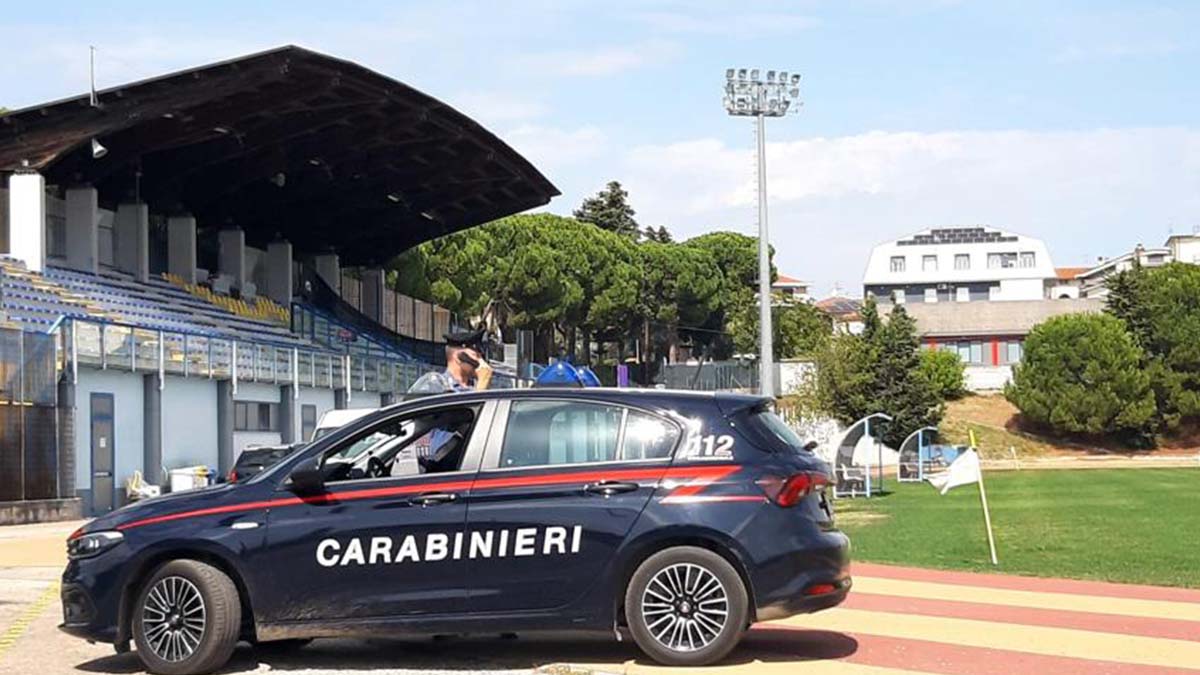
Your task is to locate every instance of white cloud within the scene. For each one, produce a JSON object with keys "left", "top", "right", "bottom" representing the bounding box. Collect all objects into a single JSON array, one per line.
[
  {"left": 513, "top": 40, "right": 682, "bottom": 77},
  {"left": 620, "top": 128, "right": 1200, "bottom": 294},
  {"left": 504, "top": 124, "right": 608, "bottom": 171}
]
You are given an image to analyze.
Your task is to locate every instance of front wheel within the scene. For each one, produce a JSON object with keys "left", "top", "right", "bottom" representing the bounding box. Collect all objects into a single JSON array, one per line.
[
  {"left": 131, "top": 559, "right": 242, "bottom": 675},
  {"left": 624, "top": 546, "right": 749, "bottom": 666}
]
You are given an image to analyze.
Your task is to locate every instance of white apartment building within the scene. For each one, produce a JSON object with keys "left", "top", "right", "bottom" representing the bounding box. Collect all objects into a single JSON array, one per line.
[{"left": 863, "top": 226, "right": 1056, "bottom": 304}]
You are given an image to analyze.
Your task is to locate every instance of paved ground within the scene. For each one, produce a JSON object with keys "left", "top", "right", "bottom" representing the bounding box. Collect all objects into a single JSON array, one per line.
[{"left": 1, "top": 521, "right": 1198, "bottom": 674}]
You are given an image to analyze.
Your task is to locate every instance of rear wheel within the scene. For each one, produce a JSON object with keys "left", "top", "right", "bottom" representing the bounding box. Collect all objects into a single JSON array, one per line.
[
  {"left": 624, "top": 546, "right": 749, "bottom": 666},
  {"left": 131, "top": 559, "right": 241, "bottom": 675}
]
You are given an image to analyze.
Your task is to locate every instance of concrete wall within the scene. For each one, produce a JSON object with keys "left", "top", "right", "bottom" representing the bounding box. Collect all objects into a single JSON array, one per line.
[
  {"left": 997, "top": 278, "right": 1045, "bottom": 301},
  {"left": 74, "top": 369, "right": 144, "bottom": 495},
  {"left": 162, "top": 378, "right": 219, "bottom": 470},
  {"left": 964, "top": 365, "right": 1014, "bottom": 392},
  {"left": 295, "top": 387, "right": 337, "bottom": 443},
  {"left": 344, "top": 391, "right": 382, "bottom": 410},
  {"left": 233, "top": 382, "right": 282, "bottom": 453}
]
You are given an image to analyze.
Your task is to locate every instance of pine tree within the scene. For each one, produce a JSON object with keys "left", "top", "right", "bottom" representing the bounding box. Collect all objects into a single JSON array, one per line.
[{"left": 574, "top": 181, "right": 639, "bottom": 238}]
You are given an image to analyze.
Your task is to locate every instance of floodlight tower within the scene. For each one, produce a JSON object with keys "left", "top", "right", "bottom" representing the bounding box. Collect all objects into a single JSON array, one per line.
[{"left": 723, "top": 68, "right": 802, "bottom": 398}]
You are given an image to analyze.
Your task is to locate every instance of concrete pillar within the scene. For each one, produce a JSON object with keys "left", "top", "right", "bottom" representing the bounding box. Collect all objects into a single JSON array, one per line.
[
  {"left": 143, "top": 374, "right": 163, "bottom": 485},
  {"left": 7, "top": 172, "right": 47, "bottom": 272},
  {"left": 279, "top": 384, "right": 296, "bottom": 444},
  {"left": 114, "top": 202, "right": 150, "bottom": 282},
  {"left": 380, "top": 391, "right": 396, "bottom": 407},
  {"left": 266, "top": 239, "right": 293, "bottom": 306},
  {"left": 218, "top": 228, "right": 246, "bottom": 291},
  {"left": 167, "top": 214, "right": 197, "bottom": 284},
  {"left": 64, "top": 186, "right": 99, "bottom": 273},
  {"left": 313, "top": 252, "right": 340, "bottom": 294},
  {"left": 57, "top": 378, "right": 77, "bottom": 499},
  {"left": 362, "top": 268, "right": 386, "bottom": 322},
  {"left": 216, "top": 380, "right": 234, "bottom": 475},
  {"left": 334, "top": 387, "right": 348, "bottom": 410}
]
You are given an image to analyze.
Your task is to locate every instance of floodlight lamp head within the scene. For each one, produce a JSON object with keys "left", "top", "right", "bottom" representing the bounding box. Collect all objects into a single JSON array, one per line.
[
  {"left": 750, "top": 69, "right": 759, "bottom": 82},
  {"left": 90, "top": 138, "right": 107, "bottom": 159},
  {"left": 791, "top": 74, "right": 801, "bottom": 84},
  {"left": 738, "top": 68, "right": 747, "bottom": 81},
  {"left": 767, "top": 70, "right": 776, "bottom": 82},
  {"left": 726, "top": 68, "right": 735, "bottom": 80}
]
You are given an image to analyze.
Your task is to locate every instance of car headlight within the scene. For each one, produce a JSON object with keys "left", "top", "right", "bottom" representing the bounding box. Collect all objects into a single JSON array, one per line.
[{"left": 67, "top": 531, "right": 124, "bottom": 559}]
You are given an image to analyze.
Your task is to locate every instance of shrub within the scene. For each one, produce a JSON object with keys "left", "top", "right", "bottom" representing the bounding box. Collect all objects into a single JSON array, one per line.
[
  {"left": 1005, "top": 313, "right": 1155, "bottom": 440},
  {"left": 919, "top": 348, "right": 967, "bottom": 400}
]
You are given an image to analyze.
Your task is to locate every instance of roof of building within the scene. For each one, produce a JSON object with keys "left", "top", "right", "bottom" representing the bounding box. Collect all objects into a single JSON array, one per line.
[
  {"left": 1054, "top": 266, "right": 1089, "bottom": 280},
  {"left": 816, "top": 295, "right": 863, "bottom": 319},
  {"left": 897, "top": 298, "right": 1105, "bottom": 338},
  {"left": 895, "top": 226, "right": 1019, "bottom": 247},
  {"left": 0, "top": 45, "right": 559, "bottom": 265},
  {"left": 773, "top": 274, "right": 809, "bottom": 286}
]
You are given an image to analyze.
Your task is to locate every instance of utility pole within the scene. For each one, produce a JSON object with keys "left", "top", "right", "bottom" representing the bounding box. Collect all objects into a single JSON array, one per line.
[{"left": 723, "top": 68, "right": 802, "bottom": 397}]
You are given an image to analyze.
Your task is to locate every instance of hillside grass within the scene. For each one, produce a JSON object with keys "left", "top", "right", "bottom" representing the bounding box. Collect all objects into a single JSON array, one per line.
[{"left": 836, "top": 468, "right": 1200, "bottom": 588}]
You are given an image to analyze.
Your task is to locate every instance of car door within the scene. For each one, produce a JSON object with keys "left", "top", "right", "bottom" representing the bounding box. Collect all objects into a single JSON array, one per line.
[
  {"left": 464, "top": 398, "right": 680, "bottom": 613},
  {"left": 256, "top": 400, "right": 496, "bottom": 623}
]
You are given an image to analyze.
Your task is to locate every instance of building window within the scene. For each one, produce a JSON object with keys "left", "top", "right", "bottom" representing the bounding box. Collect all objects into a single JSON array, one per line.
[
  {"left": 890, "top": 256, "right": 906, "bottom": 273},
  {"left": 922, "top": 255, "right": 938, "bottom": 272},
  {"left": 1005, "top": 340, "right": 1023, "bottom": 364},
  {"left": 988, "top": 252, "right": 1018, "bottom": 269},
  {"left": 234, "top": 401, "right": 280, "bottom": 432},
  {"left": 1019, "top": 252, "right": 1036, "bottom": 268},
  {"left": 924, "top": 288, "right": 938, "bottom": 303},
  {"left": 954, "top": 254, "right": 970, "bottom": 270},
  {"left": 893, "top": 289, "right": 906, "bottom": 304},
  {"left": 301, "top": 404, "right": 317, "bottom": 442},
  {"left": 955, "top": 286, "right": 970, "bottom": 302}
]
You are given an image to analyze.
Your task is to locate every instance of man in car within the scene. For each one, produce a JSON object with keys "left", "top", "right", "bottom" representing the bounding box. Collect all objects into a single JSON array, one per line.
[{"left": 409, "top": 327, "right": 494, "bottom": 394}]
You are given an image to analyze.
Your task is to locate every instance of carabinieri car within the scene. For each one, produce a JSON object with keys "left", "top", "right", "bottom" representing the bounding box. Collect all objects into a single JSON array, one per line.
[{"left": 61, "top": 389, "right": 851, "bottom": 674}]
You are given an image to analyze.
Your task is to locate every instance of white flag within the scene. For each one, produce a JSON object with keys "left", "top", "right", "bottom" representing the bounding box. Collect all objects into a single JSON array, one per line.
[{"left": 928, "top": 449, "right": 982, "bottom": 495}]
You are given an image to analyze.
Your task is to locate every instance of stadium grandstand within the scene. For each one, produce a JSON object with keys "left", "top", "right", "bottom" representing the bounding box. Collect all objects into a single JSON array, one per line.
[{"left": 0, "top": 46, "right": 558, "bottom": 520}]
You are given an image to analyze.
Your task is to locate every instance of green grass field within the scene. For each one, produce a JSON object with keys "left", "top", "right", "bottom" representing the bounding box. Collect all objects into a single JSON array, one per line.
[{"left": 834, "top": 468, "right": 1200, "bottom": 588}]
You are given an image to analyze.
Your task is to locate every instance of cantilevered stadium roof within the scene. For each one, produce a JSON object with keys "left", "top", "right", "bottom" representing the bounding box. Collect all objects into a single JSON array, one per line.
[{"left": 0, "top": 45, "right": 558, "bottom": 263}]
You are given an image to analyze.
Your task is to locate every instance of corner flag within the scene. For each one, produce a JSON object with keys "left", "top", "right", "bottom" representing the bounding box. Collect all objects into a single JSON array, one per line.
[{"left": 927, "top": 430, "right": 999, "bottom": 565}]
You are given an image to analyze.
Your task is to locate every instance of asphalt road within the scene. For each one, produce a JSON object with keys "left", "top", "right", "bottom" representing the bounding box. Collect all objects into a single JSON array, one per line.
[{"left": 2, "top": 521, "right": 1198, "bottom": 675}]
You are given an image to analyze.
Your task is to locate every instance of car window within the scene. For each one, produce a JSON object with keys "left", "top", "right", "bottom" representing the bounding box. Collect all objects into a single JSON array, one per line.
[
  {"left": 622, "top": 411, "right": 679, "bottom": 460},
  {"left": 499, "top": 400, "right": 623, "bottom": 468},
  {"left": 497, "top": 401, "right": 678, "bottom": 468},
  {"left": 321, "top": 405, "right": 479, "bottom": 482}
]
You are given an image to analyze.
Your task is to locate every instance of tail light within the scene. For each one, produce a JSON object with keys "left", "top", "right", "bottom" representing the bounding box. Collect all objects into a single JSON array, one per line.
[
  {"left": 757, "top": 471, "right": 830, "bottom": 507},
  {"left": 227, "top": 469, "right": 238, "bottom": 483}
]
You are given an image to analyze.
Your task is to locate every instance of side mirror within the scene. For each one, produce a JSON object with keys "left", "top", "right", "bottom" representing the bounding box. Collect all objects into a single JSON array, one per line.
[{"left": 287, "top": 456, "right": 326, "bottom": 495}]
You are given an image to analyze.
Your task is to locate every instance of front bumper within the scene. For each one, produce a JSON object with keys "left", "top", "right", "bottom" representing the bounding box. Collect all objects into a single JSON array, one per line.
[{"left": 59, "top": 581, "right": 119, "bottom": 643}]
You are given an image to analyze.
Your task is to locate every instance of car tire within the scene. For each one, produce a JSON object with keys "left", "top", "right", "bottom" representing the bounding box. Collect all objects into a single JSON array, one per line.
[
  {"left": 131, "top": 559, "right": 242, "bottom": 675},
  {"left": 624, "top": 546, "right": 749, "bottom": 666}
]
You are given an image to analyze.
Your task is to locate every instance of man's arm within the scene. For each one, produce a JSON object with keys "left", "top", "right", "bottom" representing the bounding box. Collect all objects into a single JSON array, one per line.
[{"left": 474, "top": 358, "right": 493, "bottom": 390}]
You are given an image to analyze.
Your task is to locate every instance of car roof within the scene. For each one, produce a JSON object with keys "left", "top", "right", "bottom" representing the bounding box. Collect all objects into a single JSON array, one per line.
[{"left": 399, "top": 387, "right": 769, "bottom": 414}]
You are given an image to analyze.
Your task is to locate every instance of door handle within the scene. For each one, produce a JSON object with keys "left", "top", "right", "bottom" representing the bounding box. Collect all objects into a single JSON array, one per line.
[
  {"left": 584, "top": 481, "right": 640, "bottom": 496},
  {"left": 408, "top": 492, "right": 458, "bottom": 507},
  {"left": 93, "top": 471, "right": 112, "bottom": 478}
]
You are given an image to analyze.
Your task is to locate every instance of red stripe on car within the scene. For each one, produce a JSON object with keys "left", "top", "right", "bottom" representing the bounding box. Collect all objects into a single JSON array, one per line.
[{"left": 116, "top": 464, "right": 742, "bottom": 531}]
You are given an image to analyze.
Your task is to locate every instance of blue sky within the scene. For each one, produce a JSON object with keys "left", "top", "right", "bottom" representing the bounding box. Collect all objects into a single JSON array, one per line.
[{"left": 3, "top": 1, "right": 1199, "bottom": 294}]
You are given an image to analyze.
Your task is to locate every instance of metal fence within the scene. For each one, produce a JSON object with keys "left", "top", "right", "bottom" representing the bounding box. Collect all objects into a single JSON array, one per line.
[
  {"left": 658, "top": 361, "right": 762, "bottom": 392},
  {"left": 0, "top": 327, "right": 62, "bottom": 502}
]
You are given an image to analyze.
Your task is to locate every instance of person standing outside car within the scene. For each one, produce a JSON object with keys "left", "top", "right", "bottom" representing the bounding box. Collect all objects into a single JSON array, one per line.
[{"left": 408, "top": 327, "right": 494, "bottom": 394}]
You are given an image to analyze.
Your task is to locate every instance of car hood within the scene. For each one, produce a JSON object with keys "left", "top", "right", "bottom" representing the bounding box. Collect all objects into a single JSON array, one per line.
[{"left": 79, "top": 482, "right": 248, "bottom": 534}]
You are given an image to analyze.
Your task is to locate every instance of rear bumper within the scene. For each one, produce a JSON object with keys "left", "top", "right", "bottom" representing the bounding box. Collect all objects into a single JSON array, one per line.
[{"left": 755, "top": 577, "right": 851, "bottom": 621}]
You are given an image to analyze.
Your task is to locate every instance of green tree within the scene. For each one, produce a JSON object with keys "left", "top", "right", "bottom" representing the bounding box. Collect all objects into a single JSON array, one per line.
[
  {"left": 683, "top": 231, "right": 770, "bottom": 358},
  {"left": 728, "top": 300, "right": 832, "bottom": 360},
  {"left": 574, "top": 181, "right": 639, "bottom": 238},
  {"left": 919, "top": 348, "right": 967, "bottom": 400},
  {"left": 873, "top": 305, "right": 944, "bottom": 447},
  {"left": 1005, "top": 313, "right": 1155, "bottom": 440},
  {"left": 1105, "top": 262, "right": 1200, "bottom": 430},
  {"left": 637, "top": 241, "right": 721, "bottom": 362},
  {"left": 641, "top": 225, "right": 673, "bottom": 243},
  {"left": 815, "top": 299, "right": 942, "bottom": 447}
]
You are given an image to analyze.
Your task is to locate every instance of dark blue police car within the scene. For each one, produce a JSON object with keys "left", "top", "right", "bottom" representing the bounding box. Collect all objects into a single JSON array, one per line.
[{"left": 62, "top": 389, "right": 850, "bottom": 674}]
